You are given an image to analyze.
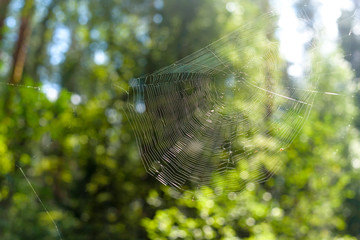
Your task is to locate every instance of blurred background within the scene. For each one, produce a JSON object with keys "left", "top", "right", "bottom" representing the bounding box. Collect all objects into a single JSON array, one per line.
[{"left": 1, "top": 0, "right": 360, "bottom": 239}]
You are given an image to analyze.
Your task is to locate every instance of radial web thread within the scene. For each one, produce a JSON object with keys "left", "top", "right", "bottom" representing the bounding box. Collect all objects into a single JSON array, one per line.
[{"left": 125, "top": 13, "right": 317, "bottom": 196}]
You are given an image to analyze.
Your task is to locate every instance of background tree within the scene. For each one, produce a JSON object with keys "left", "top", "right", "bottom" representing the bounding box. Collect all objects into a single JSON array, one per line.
[{"left": 0, "top": 0, "right": 358, "bottom": 239}]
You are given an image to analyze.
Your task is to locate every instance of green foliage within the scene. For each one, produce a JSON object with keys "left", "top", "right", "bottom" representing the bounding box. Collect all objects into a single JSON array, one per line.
[
  {"left": 0, "top": 0, "right": 359, "bottom": 239},
  {"left": 141, "top": 47, "right": 358, "bottom": 240}
]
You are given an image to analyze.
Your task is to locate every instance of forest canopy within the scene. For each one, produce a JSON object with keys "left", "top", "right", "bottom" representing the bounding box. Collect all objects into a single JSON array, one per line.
[{"left": 0, "top": 0, "right": 360, "bottom": 239}]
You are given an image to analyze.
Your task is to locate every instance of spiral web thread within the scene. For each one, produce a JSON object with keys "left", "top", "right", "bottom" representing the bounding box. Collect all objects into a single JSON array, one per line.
[{"left": 125, "top": 13, "right": 317, "bottom": 196}]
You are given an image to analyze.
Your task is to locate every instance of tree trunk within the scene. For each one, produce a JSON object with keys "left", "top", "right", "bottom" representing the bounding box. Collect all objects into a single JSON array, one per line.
[{"left": 9, "top": 0, "right": 34, "bottom": 84}]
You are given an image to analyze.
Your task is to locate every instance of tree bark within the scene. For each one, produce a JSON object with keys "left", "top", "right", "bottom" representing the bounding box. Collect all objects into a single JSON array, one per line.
[{"left": 9, "top": 0, "right": 34, "bottom": 84}]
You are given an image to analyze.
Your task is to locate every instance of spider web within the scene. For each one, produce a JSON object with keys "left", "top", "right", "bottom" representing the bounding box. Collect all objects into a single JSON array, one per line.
[{"left": 125, "top": 12, "right": 319, "bottom": 196}]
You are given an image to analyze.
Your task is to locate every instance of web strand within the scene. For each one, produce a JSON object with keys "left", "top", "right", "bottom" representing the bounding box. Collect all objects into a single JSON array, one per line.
[
  {"left": 123, "top": 12, "right": 340, "bottom": 196},
  {"left": 17, "top": 165, "right": 63, "bottom": 239}
]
